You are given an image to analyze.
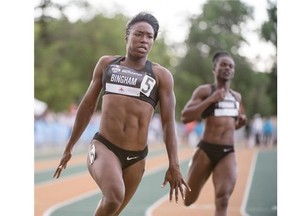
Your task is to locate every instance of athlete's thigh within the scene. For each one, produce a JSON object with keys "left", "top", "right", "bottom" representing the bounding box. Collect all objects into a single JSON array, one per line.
[
  {"left": 119, "top": 159, "right": 146, "bottom": 209},
  {"left": 212, "top": 153, "right": 237, "bottom": 195},
  {"left": 186, "top": 148, "right": 213, "bottom": 197},
  {"left": 87, "top": 140, "right": 124, "bottom": 195}
]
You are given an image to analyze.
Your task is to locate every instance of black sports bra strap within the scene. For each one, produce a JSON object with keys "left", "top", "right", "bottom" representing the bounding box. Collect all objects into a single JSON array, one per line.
[{"left": 110, "top": 56, "right": 124, "bottom": 64}]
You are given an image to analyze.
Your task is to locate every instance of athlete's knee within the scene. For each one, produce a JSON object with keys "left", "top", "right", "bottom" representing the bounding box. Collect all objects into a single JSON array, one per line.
[
  {"left": 101, "top": 189, "right": 125, "bottom": 214},
  {"left": 184, "top": 197, "right": 196, "bottom": 206},
  {"left": 184, "top": 192, "right": 198, "bottom": 206},
  {"left": 215, "top": 193, "right": 229, "bottom": 210},
  {"left": 100, "top": 197, "right": 123, "bottom": 214}
]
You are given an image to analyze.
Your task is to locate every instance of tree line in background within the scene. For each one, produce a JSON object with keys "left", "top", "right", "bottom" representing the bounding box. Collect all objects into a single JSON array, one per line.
[{"left": 34, "top": 0, "right": 277, "bottom": 121}]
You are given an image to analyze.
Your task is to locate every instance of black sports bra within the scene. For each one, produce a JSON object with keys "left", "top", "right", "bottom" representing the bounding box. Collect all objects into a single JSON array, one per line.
[
  {"left": 102, "top": 57, "right": 159, "bottom": 108},
  {"left": 201, "top": 84, "right": 239, "bottom": 118}
]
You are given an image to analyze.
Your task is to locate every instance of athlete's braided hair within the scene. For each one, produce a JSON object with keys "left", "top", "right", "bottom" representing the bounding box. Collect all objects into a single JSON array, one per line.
[{"left": 126, "top": 12, "right": 159, "bottom": 40}]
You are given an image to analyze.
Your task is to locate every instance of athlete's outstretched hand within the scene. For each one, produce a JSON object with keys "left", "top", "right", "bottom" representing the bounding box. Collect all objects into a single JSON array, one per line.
[
  {"left": 161, "top": 165, "right": 191, "bottom": 203},
  {"left": 53, "top": 151, "right": 72, "bottom": 179}
]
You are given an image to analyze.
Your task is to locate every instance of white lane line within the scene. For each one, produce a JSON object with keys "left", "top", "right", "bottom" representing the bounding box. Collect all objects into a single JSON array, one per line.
[
  {"left": 43, "top": 190, "right": 99, "bottom": 216},
  {"left": 145, "top": 194, "right": 168, "bottom": 216},
  {"left": 240, "top": 150, "right": 258, "bottom": 216},
  {"left": 43, "top": 164, "right": 169, "bottom": 216}
]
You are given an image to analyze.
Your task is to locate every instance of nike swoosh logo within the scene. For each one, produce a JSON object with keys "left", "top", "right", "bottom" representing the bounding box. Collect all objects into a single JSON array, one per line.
[
  {"left": 223, "top": 148, "right": 231, "bottom": 152},
  {"left": 126, "top": 156, "right": 139, "bottom": 161}
]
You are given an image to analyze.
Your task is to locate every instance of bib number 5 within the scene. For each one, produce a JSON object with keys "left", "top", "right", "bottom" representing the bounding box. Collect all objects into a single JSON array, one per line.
[{"left": 140, "top": 75, "right": 156, "bottom": 97}]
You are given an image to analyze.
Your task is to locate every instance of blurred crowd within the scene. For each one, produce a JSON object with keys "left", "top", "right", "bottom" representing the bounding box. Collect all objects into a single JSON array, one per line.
[
  {"left": 34, "top": 101, "right": 277, "bottom": 149},
  {"left": 244, "top": 113, "right": 277, "bottom": 148},
  {"left": 179, "top": 113, "right": 277, "bottom": 149}
]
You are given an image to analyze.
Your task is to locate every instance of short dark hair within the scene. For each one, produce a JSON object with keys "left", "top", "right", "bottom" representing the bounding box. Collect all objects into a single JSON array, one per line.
[
  {"left": 212, "top": 51, "right": 232, "bottom": 68},
  {"left": 126, "top": 12, "right": 159, "bottom": 40}
]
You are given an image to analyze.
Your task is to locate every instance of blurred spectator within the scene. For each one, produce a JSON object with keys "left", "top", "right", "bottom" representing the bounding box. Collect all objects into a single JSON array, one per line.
[
  {"left": 243, "top": 119, "right": 254, "bottom": 148},
  {"left": 34, "top": 98, "right": 48, "bottom": 119},
  {"left": 272, "top": 117, "right": 277, "bottom": 146},
  {"left": 262, "top": 116, "right": 273, "bottom": 146},
  {"left": 188, "top": 120, "right": 204, "bottom": 147},
  {"left": 194, "top": 120, "right": 204, "bottom": 140},
  {"left": 179, "top": 120, "right": 204, "bottom": 147},
  {"left": 148, "top": 114, "right": 163, "bottom": 144},
  {"left": 182, "top": 121, "right": 196, "bottom": 145},
  {"left": 251, "top": 113, "right": 263, "bottom": 146},
  {"left": 34, "top": 111, "right": 100, "bottom": 148}
]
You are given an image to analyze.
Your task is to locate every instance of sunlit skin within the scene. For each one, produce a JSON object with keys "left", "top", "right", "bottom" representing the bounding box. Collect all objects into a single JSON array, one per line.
[
  {"left": 181, "top": 54, "right": 247, "bottom": 216},
  {"left": 53, "top": 15, "right": 189, "bottom": 216}
]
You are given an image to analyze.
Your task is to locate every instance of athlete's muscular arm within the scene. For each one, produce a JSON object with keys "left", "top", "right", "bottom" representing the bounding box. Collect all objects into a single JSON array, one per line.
[
  {"left": 53, "top": 56, "right": 113, "bottom": 178},
  {"left": 234, "top": 92, "right": 247, "bottom": 130},
  {"left": 181, "top": 85, "right": 226, "bottom": 123},
  {"left": 154, "top": 64, "right": 190, "bottom": 202}
]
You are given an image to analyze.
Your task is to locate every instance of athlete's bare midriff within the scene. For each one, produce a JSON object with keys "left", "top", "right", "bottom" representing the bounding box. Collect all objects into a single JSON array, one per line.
[
  {"left": 99, "top": 94, "right": 154, "bottom": 151},
  {"left": 202, "top": 116, "right": 236, "bottom": 145}
]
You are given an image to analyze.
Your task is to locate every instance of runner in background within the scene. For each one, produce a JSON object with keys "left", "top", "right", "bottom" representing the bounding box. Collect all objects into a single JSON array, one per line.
[{"left": 181, "top": 51, "right": 247, "bottom": 216}]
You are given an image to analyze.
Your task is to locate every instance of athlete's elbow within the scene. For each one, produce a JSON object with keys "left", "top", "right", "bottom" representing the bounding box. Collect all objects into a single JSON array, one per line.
[
  {"left": 181, "top": 112, "right": 200, "bottom": 124},
  {"left": 181, "top": 116, "right": 188, "bottom": 124},
  {"left": 180, "top": 111, "right": 191, "bottom": 124}
]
